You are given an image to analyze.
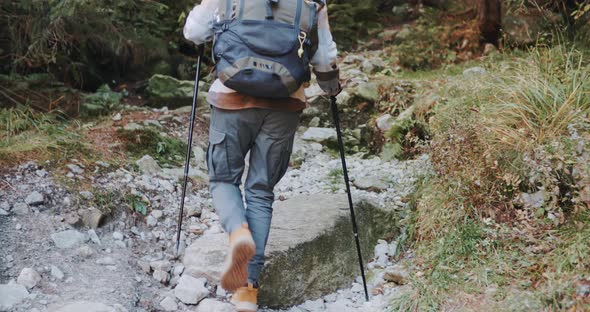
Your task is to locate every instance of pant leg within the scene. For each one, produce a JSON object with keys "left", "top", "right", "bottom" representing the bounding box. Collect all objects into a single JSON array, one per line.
[
  {"left": 244, "top": 109, "right": 301, "bottom": 284},
  {"left": 208, "top": 107, "right": 263, "bottom": 234}
]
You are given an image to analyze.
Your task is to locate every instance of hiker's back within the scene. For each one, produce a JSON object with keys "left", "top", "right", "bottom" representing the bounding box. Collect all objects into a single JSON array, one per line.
[{"left": 212, "top": 0, "right": 323, "bottom": 98}]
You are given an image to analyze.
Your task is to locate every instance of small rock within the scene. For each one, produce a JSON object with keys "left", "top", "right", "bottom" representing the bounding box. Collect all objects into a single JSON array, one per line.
[
  {"left": 146, "top": 216, "right": 158, "bottom": 227},
  {"left": 173, "top": 265, "right": 185, "bottom": 277},
  {"left": 483, "top": 43, "right": 498, "bottom": 55},
  {"left": 174, "top": 275, "right": 209, "bottom": 304},
  {"left": 193, "top": 146, "right": 207, "bottom": 170},
  {"left": 308, "top": 117, "right": 321, "bottom": 128},
  {"left": 51, "top": 230, "right": 88, "bottom": 249},
  {"left": 374, "top": 240, "right": 389, "bottom": 266},
  {"left": 138, "top": 261, "right": 151, "bottom": 273},
  {"left": 15, "top": 224, "right": 22, "bottom": 230},
  {"left": 302, "top": 106, "right": 322, "bottom": 119},
  {"left": 112, "top": 113, "right": 122, "bottom": 121},
  {"left": 354, "top": 176, "right": 388, "bottom": 192},
  {"left": 82, "top": 209, "right": 105, "bottom": 229},
  {"left": 136, "top": 155, "right": 162, "bottom": 175},
  {"left": 0, "top": 284, "right": 29, "bottom": 310},
  {"left": 87, "top": 229, "right": 102, "bottom": 245},
  {"left": 79, "top": 191, "right": 94, "bottom": 200},
  {"left": 143, "top": 119, "right": 163, "bottom": 128},
  {"left": 354, "top": 82, "right": 380, "bottom": 103},
  {"left": 517, "top": 190, "right": 546, "bottom": 209},
  {"left": 123, "top": 122, "right": 144, "bottom": 131},
  {"left": 12, "top": 203, "right": 29, "bottom": 215},
  {"left": 112, "top": 232, "right": 124, "bottom": 240},
  {"left": 17, "top": 268, "right": 41, "bottom": 289},
  {"left": 25, "top": 191, "right": 44, "bottom": 206},
  {"left": 186, "top": 205, "right": 202, "bottom": 217},
  {"left": 65, "top": 213, "right": 81, "bottom": 226},
  {"left": 336, "top": 91, "right": 351, "bottom": 107},
  {"left": 78, "top": 245, "right": 95, "bottom": 258},
  {"left": 96, "top": 257, "right": 116, "bottom": 266},
  {"left": 215, "top": 286, "right": 226, "bottom": 297},
  {"left": 66, "top": 164, "right": 84, "bottom": 174},
  {"left": 96, "top": 161, "right": 111, "bottom": 168},
  {"left": 153, "top": 270, "right": 170, "bottom": 284},
  {"left": 384, "top": 265, "right": 409, "bottom": 285},
  {"left": 36, "top": 169, "right": 48, "bottom": 177},
  {"left": 160, "top": 296, "right": 178, "bottom": 311},
  {"left": 195, "top": 299, "right": 234, "bottom": 312},
  {"left": 463, "top": 66, "right": 487, "bottom": 77},
  {"left": 151, "top": 209, "right": 164, "bottom": 219},
  {"left": 376, "top": 114, "right": 394, "bottom": 132},
  {"left": 51, "top": 266, "right": 65, "bottom": 281},
  {"left": 159, "top": 180, "right": 175, "bottom": 193},
  {"left": 302, "top": 127, "right": 337, "bottom": 144},
  {"left": 150, "top": 260, "right": 172, "bottom": 272}
]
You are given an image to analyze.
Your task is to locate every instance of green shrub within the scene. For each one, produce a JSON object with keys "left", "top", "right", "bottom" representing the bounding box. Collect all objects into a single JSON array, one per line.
[{"left": 117, "top": 128, "right": 186, "bottom": 167}]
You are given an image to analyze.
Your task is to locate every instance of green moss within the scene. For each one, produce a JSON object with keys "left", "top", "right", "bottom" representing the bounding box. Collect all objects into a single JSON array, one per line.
[
  {"left": 80, "top": 84, "right": 123, "bottom": 117},
  {"left": 117, "top": 128, "right": 186, "bottom": 167}
]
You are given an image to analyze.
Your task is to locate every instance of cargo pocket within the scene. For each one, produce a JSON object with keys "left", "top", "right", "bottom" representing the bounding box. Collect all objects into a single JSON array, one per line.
[
  {"left": 268, "top": 136, "right": 294, "bottom": 187},
  {"left": 207, "top": 128, "right": 231, "bottom": 180}
]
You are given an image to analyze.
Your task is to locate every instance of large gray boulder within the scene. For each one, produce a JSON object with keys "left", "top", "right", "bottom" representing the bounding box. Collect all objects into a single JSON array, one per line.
[
  {"left": 258, "top": 194, "right": 398, "bottom": 308},
  {"left": 183, "top": 194, "right": 399, "bottom": 308}
]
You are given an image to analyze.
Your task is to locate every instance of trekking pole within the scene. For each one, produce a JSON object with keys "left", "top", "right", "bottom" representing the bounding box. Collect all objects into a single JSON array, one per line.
[
  {"left": 176, "top": 45, "right": 204, "bottom": 255},
  {"left": 330, "top": 95, "right": 370, "bottom": 301}
]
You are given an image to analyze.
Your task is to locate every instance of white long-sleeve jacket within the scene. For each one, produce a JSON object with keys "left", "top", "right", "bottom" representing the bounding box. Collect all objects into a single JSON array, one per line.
[{"left": 183, "top": 0, "right": 339, "bottom": 109}]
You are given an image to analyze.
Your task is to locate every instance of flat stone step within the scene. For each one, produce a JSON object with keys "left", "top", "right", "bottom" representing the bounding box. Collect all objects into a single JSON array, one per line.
[{"left": 183, "top": 194, "right": 399, "bottom": 308}]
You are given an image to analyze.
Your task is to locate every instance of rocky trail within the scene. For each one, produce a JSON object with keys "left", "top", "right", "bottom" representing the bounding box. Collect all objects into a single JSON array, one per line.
[
  {"left": 0, "top": 105, "right": 428, "bottom": 312},
  {"left": 1, "top": 54, "right": 431, "bottom": 311}
]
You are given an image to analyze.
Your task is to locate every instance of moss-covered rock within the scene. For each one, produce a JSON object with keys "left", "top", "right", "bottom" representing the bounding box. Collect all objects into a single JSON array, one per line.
[
  {"left": 80, "top": 85, "right": 123, "bottom": 117},
  {"left": 145, "top": 74, "right": 208, "bottom": 108}
]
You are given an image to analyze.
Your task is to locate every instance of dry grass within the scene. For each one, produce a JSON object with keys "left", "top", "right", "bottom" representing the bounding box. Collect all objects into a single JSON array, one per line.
[{"left": 395, "top": 44, "right": 590, "bottom": 311}]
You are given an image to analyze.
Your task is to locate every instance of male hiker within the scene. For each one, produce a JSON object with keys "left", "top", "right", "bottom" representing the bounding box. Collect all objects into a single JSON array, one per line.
[{"left": 183, "top": 0, "right": 340, "bottom": 311}]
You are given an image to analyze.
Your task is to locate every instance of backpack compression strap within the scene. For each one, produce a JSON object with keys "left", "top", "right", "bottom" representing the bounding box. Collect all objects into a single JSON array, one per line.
[{"left": 265, "top": 0, "right": 279, "bottom": 20}]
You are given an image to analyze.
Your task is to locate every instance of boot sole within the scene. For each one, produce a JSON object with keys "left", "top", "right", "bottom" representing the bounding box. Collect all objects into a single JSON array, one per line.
[{"left": 221, "top": 237, "right": 255, "bottom": 291}]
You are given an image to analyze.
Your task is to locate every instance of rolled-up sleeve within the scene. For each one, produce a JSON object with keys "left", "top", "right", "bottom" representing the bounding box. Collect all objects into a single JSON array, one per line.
[
  {"left": 310, "top": 4, "right": 340, "bottom": 95},
  {"left": 310, "top": 5, "right": 338, "bottom": 73},
  {"left": 183, "top": 0, "right": 219, "bottom": 45}
]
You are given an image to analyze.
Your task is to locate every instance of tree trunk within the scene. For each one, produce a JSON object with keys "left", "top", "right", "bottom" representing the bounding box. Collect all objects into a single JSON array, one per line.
[{"left": 477, "top": 0, "right": 502, "bottom": 46}]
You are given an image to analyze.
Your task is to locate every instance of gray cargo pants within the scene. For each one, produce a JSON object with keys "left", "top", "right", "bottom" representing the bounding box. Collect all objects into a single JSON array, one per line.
[{"left": 207, "top": 106, "right": 300, "bottom": 285}]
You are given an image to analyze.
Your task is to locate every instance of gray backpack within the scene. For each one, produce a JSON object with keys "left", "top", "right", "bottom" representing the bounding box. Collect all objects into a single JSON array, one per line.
[{"left": 212, "top": 0, "right": 322, "bottom": 98}]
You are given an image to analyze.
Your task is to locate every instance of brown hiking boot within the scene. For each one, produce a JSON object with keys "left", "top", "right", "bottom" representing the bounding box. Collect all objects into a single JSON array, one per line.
[
  {"left": 230, "top": 283, "right": 259, "bottom": 312},
  {"left": 221, "top": 225, "right": 256, "bottom": 291}
]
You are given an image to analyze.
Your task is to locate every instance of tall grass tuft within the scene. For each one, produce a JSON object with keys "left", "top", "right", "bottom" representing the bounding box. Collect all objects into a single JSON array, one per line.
[{"left": 486, "top": 46, "right": 590, "bottom": 150}]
